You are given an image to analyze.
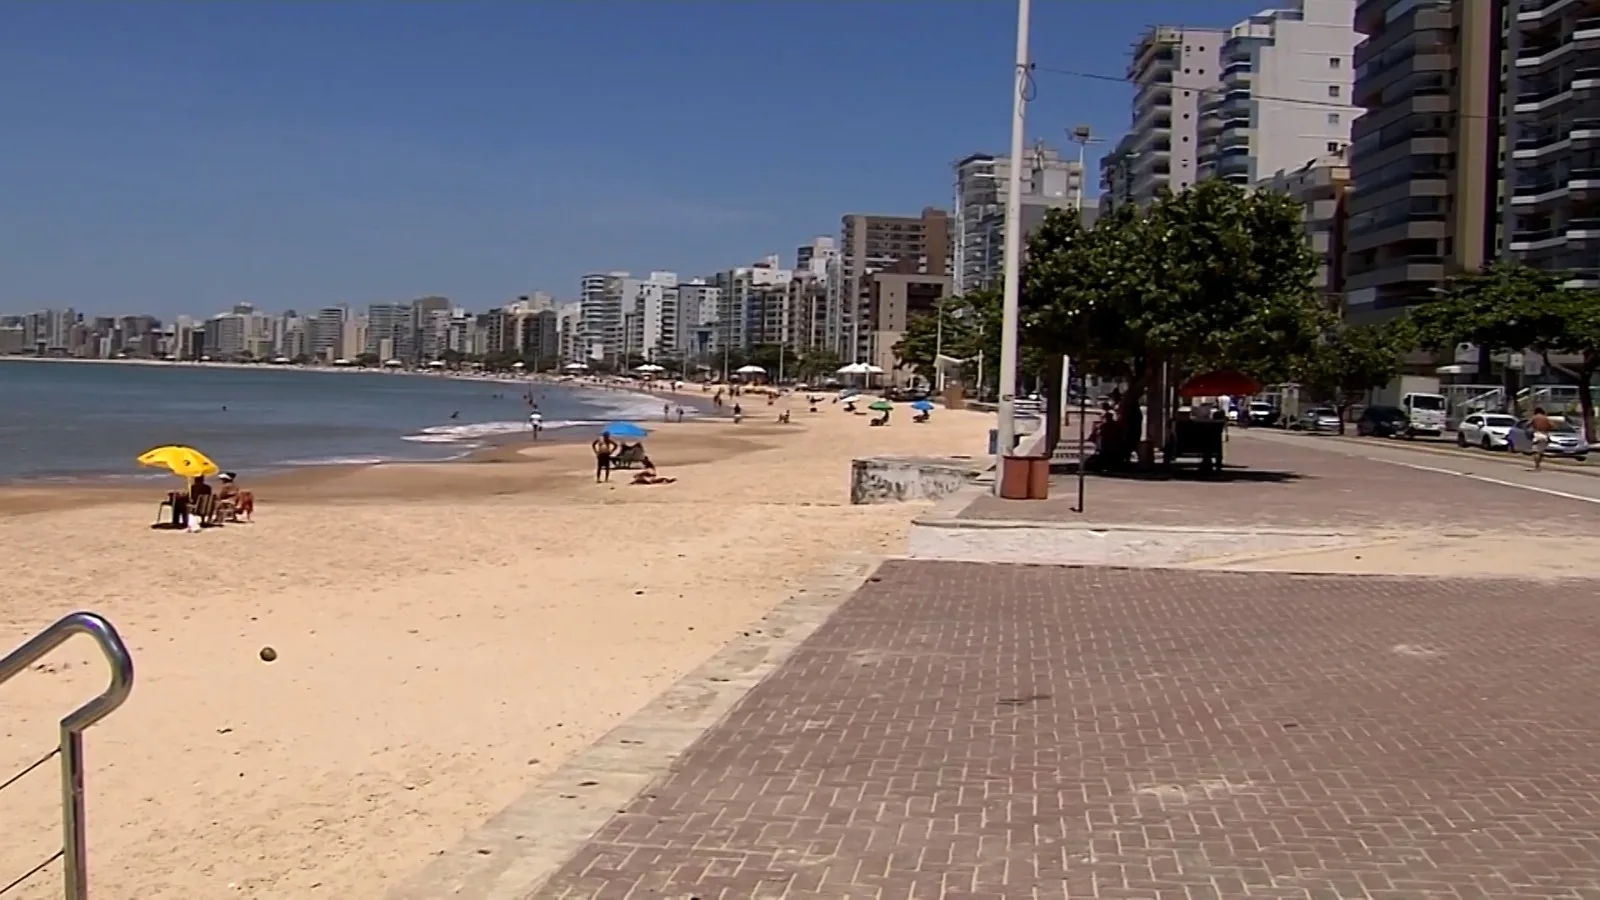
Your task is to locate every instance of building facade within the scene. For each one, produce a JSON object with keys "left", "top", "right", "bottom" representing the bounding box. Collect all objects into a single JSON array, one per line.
[
  {"left": 1198, "top": 0, "right": 1359, "bottom": 187},
  {"left": 1506, "top": 0, "right": 1600, "bottom": 288},
  {"left": 1344, "top": 0, "right": 1500, "bottom": 321},
  {"left": 953, "top": 148, "right": 1086, "bottom": 294},
  {"left": 1260, "top": 150, "right": 1351, "bottom": 306},
  {"left": 833, "top": 208, "right": 951, "bottom": 362},
  {"left": 1101, "top": 26, "right": 1225, "bottom": 210}
]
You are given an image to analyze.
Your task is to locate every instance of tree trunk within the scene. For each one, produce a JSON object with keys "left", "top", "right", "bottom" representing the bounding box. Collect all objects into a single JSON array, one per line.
[
  {"left": 1139, "top": 354, "right": 1166, "bottom": 468},
  {"left": 1042, "top": 354, "right": 1064, "bottom": 458},
  {"left": 1580, "top": 355, "right": 1598, "bottom": 445}
]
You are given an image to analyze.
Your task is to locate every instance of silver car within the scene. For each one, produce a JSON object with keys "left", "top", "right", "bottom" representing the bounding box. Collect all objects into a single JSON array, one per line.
[
  {"left": 1507, "top": 416, "right": 1590, "bottom": 461},
  {"left": 1294, "top": 407, "right": 1342, "bottom": 433}
]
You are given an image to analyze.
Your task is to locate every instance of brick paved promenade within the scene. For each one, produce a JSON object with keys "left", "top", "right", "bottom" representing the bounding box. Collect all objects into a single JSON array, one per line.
[{"left": 539, "top": 561, "right": 1600, "bottom": 899}]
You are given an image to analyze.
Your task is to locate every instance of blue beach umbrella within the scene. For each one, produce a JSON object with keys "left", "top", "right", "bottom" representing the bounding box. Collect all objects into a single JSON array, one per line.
[
  {"left": 910, "top": 400, "right": 935, "bottom": 412},
  {"left": 604, "top": 422, "right": 649, "bottom": 439}
]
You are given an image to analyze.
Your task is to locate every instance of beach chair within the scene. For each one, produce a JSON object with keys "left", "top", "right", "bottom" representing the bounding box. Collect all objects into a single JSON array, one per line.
[{"left": 611, "top": 444, "right": 649, "bottom": 470}]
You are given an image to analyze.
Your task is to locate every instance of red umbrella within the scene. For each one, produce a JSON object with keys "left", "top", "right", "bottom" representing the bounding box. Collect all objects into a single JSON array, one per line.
[{"left": 1180, "top": 369, "right": 1261, "bottom": 398}]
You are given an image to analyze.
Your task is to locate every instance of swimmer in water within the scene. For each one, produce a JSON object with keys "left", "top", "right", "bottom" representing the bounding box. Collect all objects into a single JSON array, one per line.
[{"left": 449, "top": 410, "right": 459, "bottom": 419}]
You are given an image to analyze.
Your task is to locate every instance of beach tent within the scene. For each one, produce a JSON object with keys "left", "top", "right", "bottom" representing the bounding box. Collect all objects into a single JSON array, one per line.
[
  {"left": 634, "top": 363, "right": 666, "bottom": 373},
  {"left": 562, "top": 362, "right": 589, "bottom": 371},
  {"left": 735, "top": 365, "right": 766, "bottom": 375},
  {"left": 836, "top": 362, "right": 869, "bottom": 375}
]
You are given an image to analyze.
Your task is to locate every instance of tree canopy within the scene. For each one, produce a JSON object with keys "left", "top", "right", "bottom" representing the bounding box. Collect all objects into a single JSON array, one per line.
[
  {"left": 1020, "top": 180, "right": 1327, "bottom": 462},
  {"left": 893, "top": 288, "right": 1007, "bottom": 392}
]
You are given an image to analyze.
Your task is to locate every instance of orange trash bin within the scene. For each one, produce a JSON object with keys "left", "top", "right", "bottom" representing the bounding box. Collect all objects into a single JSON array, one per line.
[{"left": 999, "top": 455, "right": 1031, "bottom": 499}]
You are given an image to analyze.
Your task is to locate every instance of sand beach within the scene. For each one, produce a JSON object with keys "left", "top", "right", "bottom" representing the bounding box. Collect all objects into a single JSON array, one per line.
[{"left": 0, "top": 391, "right": 988, "bottom": 899}]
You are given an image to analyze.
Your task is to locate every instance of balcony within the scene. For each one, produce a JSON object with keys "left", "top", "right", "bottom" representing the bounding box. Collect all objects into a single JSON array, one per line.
[{"left": 1518, "top": 0, "right": 1585, "bottom": 23}]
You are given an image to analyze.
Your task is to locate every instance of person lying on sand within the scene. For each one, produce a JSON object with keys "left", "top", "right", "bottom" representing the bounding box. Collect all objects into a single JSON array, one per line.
[{"left": 632, "top": 464, "right": 675, "bottom": 485}]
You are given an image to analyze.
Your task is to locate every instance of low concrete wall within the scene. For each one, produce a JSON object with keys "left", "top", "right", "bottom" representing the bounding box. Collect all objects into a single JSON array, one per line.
[{"left": 850, "top": 456, "right": 982, "bottom": 505}]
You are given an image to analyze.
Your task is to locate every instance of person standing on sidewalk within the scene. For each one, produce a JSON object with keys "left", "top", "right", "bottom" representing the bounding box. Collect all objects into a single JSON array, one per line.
[{"left": 1530, "top": 406, "right": 1554, "bottom": 471}]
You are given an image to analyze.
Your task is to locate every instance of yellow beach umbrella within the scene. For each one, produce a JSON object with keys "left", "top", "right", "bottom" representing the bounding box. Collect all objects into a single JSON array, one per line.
[{"left": 136, "top": 445, "right": 219, "bottom": 479}]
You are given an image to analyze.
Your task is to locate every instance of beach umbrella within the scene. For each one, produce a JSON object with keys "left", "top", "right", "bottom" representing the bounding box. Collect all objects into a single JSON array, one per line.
[
  {"left": 562, "top": 362, "right": 589, "bottom": 371},
  {"left": 864, "top": 365, "right": 885, "bottom": 374},
  {"left": 604, "top": 422, "right": 649, "bottom": 439},
  {"left": 838, "top": 388, "right": 860, "bottom": 399},
  {"left": 868, "top": 400, "right": 894, "bottom": 412},
  {"left": 836, "top": 362, "right": 868, "bottom": 375},
  {"left": 735, "top": 364, "right": 766, "bottom": 375},
  {"left": 137, "top": 445, "right": 219, "bottom": 479},
  {"left": 911, "top": 400, "right": 935, "bottom": 412},
  {"left": 1180, "top": 369, "right": 1260, "bottom": 398},
  {"left": 634, "top": 363, "right": 666, "bottom": 373}
]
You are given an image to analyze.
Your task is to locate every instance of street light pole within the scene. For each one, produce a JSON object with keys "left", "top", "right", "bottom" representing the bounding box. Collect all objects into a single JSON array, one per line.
[
  {"left": 1067, "top": 124, "right": 1101, "bottom": 214},
  {"left": 993, "top": 0, "right": 1032, "bottom": 491}
]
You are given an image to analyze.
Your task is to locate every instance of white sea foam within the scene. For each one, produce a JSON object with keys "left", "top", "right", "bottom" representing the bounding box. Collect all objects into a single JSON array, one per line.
[
  {"left": 280, "top": 456, "right": 395, "bottom": 467},
  {"left": 401, "top": 418, "right": 600, "bottom": 444},
  {"left": 578, "top": 388, "right": 694, "bottom": 423}
]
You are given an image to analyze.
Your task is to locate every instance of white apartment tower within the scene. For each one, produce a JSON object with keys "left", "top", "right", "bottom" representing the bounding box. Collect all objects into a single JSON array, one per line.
[
  {"left": 953, "top": 148, "right": 1086, "bottom": 294},
  {"left": 1101, "top": 26, "right": 1225, "bottom": 209},
  {"left": 1198, "top": 0, "right": 1359, "bottom": 186}
]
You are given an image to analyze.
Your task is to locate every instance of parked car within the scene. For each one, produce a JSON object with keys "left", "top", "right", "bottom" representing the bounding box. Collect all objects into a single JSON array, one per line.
[
  {"left": 1456, "top": 412, "right": 1518, "bottom": 450},
  {"left": 1246, "top": 401, "right": 1278, "bottom": 426},
  {"left": 1507, "top": 416, "right": 1590, "bottom": 461},
  {"left": 1356, "top": 405, "right": 1408, "bottom": 438},
  {"left": 1292, "top": 407, "right": 1342, "bottom": 433}
]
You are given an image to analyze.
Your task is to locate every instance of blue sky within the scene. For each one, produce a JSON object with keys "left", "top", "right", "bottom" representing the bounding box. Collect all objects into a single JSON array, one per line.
[{"left": 0, "top": 1, "right": 1269, "bottom": 318}]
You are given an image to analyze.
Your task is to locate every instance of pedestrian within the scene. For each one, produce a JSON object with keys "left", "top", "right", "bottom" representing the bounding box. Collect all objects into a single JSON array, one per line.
[
  {"left": 1530, "top": 406, "right": 1553, "bottom": 471},
  {"left": 592, "top": 431, "right": 617, "bottom": 482},
  {"left": 675, "top": 406, "right": 685, "bottom": 422},
  {"left": 663, "top": 402, "right": 671, "bottom": 422}
]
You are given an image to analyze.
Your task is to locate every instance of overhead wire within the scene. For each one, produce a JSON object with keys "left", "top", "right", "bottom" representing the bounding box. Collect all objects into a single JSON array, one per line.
[{"left": 1028, "top": 61, "right": 1513, "bottom": 120}]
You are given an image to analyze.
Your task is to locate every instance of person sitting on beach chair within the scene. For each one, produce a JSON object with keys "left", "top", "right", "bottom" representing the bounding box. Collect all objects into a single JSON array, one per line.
[
  {"left": 912, "top": 411, "right": 930, "bottom": 424},
  {"left": 869, "top": 412, "right": 889, "bottom": 427},
  {"left": 216, "top": 472, "right": 255, "bottom": 522},
  {"left": 844, "top": 400, "right": 857, "bottom": 413},
  {"left": 611, "top": 443, "right": 650, "bottom": 470}
]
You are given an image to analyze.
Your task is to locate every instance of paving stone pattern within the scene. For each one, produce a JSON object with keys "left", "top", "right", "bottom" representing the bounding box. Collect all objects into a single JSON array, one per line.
[
  {"left": 538, "top": 560, "right": 1600, "bottom": 899},
  {"left": 961, "top": 437, "right": 1600, "bottom": 533}
]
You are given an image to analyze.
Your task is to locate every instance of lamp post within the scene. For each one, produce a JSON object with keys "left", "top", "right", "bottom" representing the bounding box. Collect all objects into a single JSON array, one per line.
[
  {"left": 1067, "top": 124, "right": 1102, "bottom": 214},
  {"left": 993, "top": 0, "right": 1032, "bottom": 491}
]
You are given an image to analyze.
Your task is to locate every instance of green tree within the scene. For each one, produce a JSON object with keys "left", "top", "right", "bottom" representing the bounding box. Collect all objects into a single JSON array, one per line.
[
  {"left": 354, "top": 352, "right": 381, "bottom": 368},
  {"left": 1291, "top": 325, "right": 1405, "bottom": 434},
  {"left": 794, "top": 347, "right": 842, "bottom": 381},
  {"left": 1405, "top": 260, "right": 1600, "bottom": 440},
  {"left": 893, "top": 288, "right": 1006, "bottom": 394},
  {"left": 1023, "top": 182, "right": 1324, "bottom": 464}
]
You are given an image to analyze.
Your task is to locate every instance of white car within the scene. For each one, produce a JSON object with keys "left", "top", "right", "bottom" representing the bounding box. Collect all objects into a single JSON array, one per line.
[{"left": 1456, "top": 412, "right": 1517, "bottom": 450}]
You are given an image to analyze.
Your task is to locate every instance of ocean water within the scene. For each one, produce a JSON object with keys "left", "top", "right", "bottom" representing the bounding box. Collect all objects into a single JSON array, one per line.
[{"left": 0, "top": 361, "right": 673, "bottom": 481}]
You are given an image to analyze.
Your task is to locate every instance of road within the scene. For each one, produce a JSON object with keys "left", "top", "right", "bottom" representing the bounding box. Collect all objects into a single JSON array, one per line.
[{"left": 1237, "top": 426, "right": 1600, "bottom": 506}]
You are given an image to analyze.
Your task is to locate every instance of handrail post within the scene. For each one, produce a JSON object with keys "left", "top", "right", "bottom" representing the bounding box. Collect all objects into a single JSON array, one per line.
[
  {"left": 61, "top": 730, "right": 87, "bottom": 900},
  {"left": 0, "top": 611, "right": 134, "bottom": 900}
]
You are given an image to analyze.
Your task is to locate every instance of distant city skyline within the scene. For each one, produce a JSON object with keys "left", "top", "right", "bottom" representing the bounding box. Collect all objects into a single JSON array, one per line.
[{"left": 0, "top": 2, "right": 1271, "bottom": 318}]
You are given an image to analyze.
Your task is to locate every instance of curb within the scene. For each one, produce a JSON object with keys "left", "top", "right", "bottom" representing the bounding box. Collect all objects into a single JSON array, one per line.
[{"left": 385, "top": 554, "right": 882, "bottom": 900}]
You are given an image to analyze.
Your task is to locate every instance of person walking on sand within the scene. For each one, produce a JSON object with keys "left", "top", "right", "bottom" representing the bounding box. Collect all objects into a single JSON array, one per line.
[
  {"left": 591, "top": 431, "right": 618, "bottom": 482},
  {"left": 1530, "top": 406, "right": 1554, "bottom": 470}
]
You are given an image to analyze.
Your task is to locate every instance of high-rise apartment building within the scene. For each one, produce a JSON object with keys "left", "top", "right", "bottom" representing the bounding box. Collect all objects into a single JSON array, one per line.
[
  {"left": 716, "top": 257, "right": 791, "bottom": 353},
  {"left": 795, "top": 236, "right": 837, "bottom": 280},
  {"left": 618, "top": 271, "right": 679, "bottom": 362},
  {"left": 833, "top": 208, "right": 951, "bottom": 362},
  {"left": 579, "top": 272, "right": 623, "bottom": 363},
  {"left": 675, "top": 279, "right": 721, "bottom": 360},
  {"left": 1101, "top": 26, "right": 1225, "bottom": 210},
  {"left": 1260, "top": 149, "right": 1352, "bottom": 305},
  {"left": 953, "top": 149, "right": 1087, "bottom": 294},
  {"left": 365, "top": 302, "right": 414, "bottom": 361},
  {"left": 1198, "top": 0, "right": 1359, "bottom": 187},
  {"left": 1506, "top": 0, "right": 1600, "bottom": 288},
  {"left": 1344, "top": 0, "right": 1500, "bottom": 321}
]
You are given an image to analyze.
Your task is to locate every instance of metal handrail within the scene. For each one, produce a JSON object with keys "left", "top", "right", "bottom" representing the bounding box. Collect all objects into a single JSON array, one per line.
[{"left": 0, "top": 612, "right": 134, "bottom": 900}]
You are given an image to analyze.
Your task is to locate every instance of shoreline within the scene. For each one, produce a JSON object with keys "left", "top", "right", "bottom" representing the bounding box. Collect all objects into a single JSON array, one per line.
[{"left": 0, "top": 359, "right": 721, "bottom": 490}]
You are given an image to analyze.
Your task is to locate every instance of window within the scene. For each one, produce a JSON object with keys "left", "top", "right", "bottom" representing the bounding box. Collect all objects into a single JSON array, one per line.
[
  {"left": 1327, "top": 85, "right": 1341, "bottom": 97},
  {"left": 1329, "top": 57, "right": 1342, "bottom": 68},
  {"left": 1327, "top": 141, "right": 1342, "bottom": 152},
  {"left": 1327, "top": 112, "right": 1340, "bottom": 125}
]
